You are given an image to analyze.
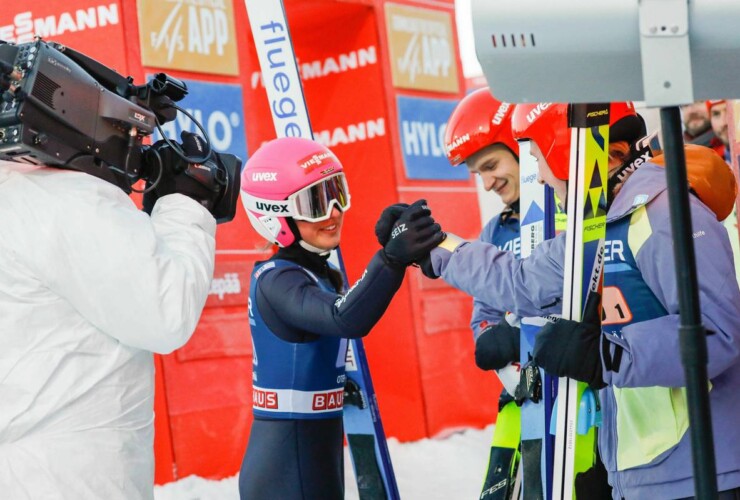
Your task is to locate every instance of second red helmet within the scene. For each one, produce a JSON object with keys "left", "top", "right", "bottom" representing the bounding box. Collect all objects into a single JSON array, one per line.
[{"left": 511, "top": 102, "right": 643, "bottom": 180}]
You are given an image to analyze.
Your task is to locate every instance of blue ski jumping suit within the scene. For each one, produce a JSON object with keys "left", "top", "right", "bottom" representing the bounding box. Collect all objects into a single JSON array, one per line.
[{"left": 239, "top": 245, "right": 405, "bottom": 500}]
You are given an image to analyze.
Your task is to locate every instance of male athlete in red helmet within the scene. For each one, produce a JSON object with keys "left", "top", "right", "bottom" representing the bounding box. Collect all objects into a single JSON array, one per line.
[{"left": 443, "top": 88, "right": 524, "bottom": 500}]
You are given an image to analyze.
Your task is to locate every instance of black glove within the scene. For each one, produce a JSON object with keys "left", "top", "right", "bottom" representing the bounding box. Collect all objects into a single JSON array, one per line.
[
  {"left": 382, "top": 199, "right": 445, "bottom": 266},
  {"left": 417, "top": 254, "right": 439, "bottom": 279},
  {"left": 475, "top": 321, "right": 521, "bottom": 371},
  {"left": 375, "top": 203, "right": 409, "bottom": 246},
  {"left": 533, "top": 292, "right": 606, "bottom": 389},
  {"left": 142, "top": 131, "right": 228, "bottom": 215},
  {"left": 575, "top": 454, "right": 613, "bottom": 499}
]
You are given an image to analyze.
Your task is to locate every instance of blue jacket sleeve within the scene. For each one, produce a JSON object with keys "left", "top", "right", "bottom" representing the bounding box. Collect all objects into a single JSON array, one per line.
[
  {"left": 604, "top": 193, "right": 740, "bottom": 388},
  {"left": 256, "top": 250, "right": 405, "bottom": 341},
  {"left": 432, "top": 233, "right": 566, "bottom": 318}
]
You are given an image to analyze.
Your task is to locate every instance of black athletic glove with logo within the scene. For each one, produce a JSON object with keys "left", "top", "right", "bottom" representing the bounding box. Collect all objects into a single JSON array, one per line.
[
  {"left": 382, "top": 199, "right": 445, "bottom": 267},
  {"left": 475, "top": 321, "right": 521, "bottom": 371},
  {"left": 533, "top": 292, "right": 607, "bottom": 390},
  {"left": 142, "top": 131, "right": 228, "bottom": 216},
  {"left": 375, "top": 203, "right": 409, "bottom": 246}
]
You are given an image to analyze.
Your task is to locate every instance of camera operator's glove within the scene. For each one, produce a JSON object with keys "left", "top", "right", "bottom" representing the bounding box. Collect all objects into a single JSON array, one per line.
[
  {"left": 142, "top": 131, "right": 227, "bottom": 215},
  {"left": 533, "top": 292, "right": 607, "bottom": 390},
  {"left": 382, "top": 199, "right": 445, "bottom": 267},
  {"left": 375, "top": 203, "right": 409, "bottom": 246},
  {"left": 475, "top": 321, "right": 521, "bottom": 371}
]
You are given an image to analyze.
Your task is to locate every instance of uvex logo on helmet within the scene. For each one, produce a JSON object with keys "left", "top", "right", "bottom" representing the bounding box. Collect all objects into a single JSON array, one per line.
[
  {"left": 255, "top": 201, "right": 289, "bottom": 214},
  {"left": 252, "top": 172, "right": 277, "bottom": 182},
  {"left": 526, "top": 103, "right": 552, "bottom": 123},
  {"left": 299, "top": 151, "right": 336, "bottom": 174},
  {"left": 492, "top": 102, "right": 512, "bottom": 125}
]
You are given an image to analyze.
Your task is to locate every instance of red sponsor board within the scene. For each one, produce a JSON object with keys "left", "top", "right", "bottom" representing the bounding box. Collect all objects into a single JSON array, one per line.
[{"left": 0, "top": 2, "right": 127, "bottom": 72}]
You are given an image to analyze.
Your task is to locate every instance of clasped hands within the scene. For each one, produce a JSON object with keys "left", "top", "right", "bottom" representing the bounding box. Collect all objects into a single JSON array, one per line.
[{"left": 374, "top": 200, "right": 445, "bottom": 271}]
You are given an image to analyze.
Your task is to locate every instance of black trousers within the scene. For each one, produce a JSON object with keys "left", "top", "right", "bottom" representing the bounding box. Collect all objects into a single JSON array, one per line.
[{"left": 239, "top": 417, "right": 344, "bottom": 500}]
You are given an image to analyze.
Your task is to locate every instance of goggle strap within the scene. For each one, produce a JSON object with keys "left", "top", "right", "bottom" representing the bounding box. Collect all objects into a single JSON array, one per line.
[{"left": 242, "top": 193, "right": 294, "bottom": 217}]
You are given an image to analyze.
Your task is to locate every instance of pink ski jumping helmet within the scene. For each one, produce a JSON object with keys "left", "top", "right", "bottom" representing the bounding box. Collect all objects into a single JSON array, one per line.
[{"left": 241, "top": 137, "right": 351, "bottom": 247}]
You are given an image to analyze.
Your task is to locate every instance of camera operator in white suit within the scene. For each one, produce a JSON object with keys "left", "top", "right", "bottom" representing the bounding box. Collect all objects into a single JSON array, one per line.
[{"left": 0, "top": 151, "right": 218, "bottom": 499}]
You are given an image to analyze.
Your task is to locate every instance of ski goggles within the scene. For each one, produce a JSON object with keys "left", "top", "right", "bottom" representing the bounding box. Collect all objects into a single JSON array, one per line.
[{"left": 288, "top": 173, "right": 351, "bottom": 222}]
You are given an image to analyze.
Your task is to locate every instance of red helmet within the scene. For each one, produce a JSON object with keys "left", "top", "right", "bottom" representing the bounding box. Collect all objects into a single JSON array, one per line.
[
  {"left": 511, "top": 102, "right": 643, "bottom": 180},
  {"left": 511, "top": 103, "right": 570, "bottom": 179},
  {"left": 652, "top": 144, "right": 737, "bottom": 221},
  {"left": 706, "top": 100, "right": 726, "bottom": 113},
  {"left": 609, "top": 102, "right": 646, "bottom": 144},
  {"left": 444, "top": 88, "right": 517, "bottom": 166}
]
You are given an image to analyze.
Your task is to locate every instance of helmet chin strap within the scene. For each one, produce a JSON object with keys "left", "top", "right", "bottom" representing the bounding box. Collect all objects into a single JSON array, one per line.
[
  {"left": 298, "top": 239, "right": 333, "bottom": 256},
  {"left": 285, "top": 217, "right": 333, "bottom": 255}
]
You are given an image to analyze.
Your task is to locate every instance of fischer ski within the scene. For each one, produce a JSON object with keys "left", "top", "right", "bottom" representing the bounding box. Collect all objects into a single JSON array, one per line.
[
  {"left": 480, "top": 395, "right": 522, "bottom": 500},
  {"left": 551, "top": 104, "right": 609, "bottom": 499},
  {"left": 245, "top": 2, "right": 400, "bottom": 498}
]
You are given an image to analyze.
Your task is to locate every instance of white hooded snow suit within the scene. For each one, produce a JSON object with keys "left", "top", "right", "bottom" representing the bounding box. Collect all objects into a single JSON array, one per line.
[{"left": 0, "top": 161, "right": 216, "bottom": 499}]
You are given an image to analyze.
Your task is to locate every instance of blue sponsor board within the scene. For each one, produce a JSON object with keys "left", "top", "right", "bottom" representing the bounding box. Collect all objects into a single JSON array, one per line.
[
  {"left": 151, "top": 78, "right": 248, "bottom": 167},
  {"left": 396, "top": 95, "right": 467, "bottom": 180}
]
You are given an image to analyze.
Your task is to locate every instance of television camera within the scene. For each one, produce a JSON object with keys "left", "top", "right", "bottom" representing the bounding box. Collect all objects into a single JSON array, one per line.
[{"left": 0, "top": 38, "right": 241, "bottom": 223}]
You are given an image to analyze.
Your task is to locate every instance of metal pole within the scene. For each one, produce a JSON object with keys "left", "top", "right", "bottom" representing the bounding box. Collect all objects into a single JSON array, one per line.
[{"left": 659, "top": 106, "right": 718, "bottom": 499}]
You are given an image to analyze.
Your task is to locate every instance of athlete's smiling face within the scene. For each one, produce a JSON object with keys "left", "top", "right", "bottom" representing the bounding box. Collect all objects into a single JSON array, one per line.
[
  {"left": 295, "top": 206, "right": 344, "bottom": 251},
  {"left": 466, "top": 143, "right": 520, "bottom": 206}
]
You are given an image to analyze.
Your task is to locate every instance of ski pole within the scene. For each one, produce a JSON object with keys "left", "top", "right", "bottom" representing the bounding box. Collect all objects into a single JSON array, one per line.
[{"left": 659, "top": 106, "right": 718, "bottom": 499}]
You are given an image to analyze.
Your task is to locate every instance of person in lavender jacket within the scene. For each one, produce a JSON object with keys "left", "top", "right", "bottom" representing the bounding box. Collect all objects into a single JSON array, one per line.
[{"left": 420, "top": 103, "right": 740, "bottom": 500}]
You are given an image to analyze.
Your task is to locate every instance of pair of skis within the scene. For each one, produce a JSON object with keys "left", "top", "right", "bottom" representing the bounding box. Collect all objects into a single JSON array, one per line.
[
  {"left": 517, "top": 105, "right": 609, "bottom": 499},
  {"left": 517, "top": 139, "right": 558, "bottom": 500},
  {"left": 244, "top": 2, "right": 399, "bottom": 499}
]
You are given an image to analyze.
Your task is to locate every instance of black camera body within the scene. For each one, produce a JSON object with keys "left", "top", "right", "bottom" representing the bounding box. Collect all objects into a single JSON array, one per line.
[{"left": 0, "top": 38, "right": 241, "bottom": 223}]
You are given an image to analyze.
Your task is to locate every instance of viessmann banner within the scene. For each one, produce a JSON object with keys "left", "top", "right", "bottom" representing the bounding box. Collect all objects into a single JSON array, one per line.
[
  {"left": 0, "top": 2, "right": 127, "bottom": 71},
  {"left": 137, "top": 0, "right": 239, "bottom": 76}
]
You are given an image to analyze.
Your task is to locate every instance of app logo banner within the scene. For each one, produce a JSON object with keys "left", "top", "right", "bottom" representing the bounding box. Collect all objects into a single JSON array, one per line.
[
  {"left": 396, "top": 95, "right": 467, "bottom": 180},
  {"left": 384, "top": 3, "right": 459, "bottom": 93},
  {"left": 153, "top": 78, "right": 247, "bottom": 167},
  {"left": 138, "top": 0, "right": 238, "bottom": 76}
]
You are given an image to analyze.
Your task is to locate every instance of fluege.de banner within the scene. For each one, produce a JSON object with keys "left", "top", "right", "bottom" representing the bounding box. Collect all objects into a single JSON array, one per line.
[
  {"left": 396, "top": 95, "right": 465, "bottom": 180},
  {"left": 0, "top": 2, "right": 127, "bottom": 71},
  {"left": 138, "top": 0, "right": 239, "bottom": 76}
]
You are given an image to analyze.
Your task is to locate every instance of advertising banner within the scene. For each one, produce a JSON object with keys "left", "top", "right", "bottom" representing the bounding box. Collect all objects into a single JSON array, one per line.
[
  {"left": 0, "top": 2, "right": 127, "bottom": 71},
  {"left": 396, "top": 94, "right": 466, "bottom": 180},
  {"left": 384, "top": 3, "right": 459, "bottom": 93},
  {"left": 152, "top": 78, "right": 248, "bottom": 166},
  {"left": 137, "top": 0, "right": 239, "bottom": 75}
]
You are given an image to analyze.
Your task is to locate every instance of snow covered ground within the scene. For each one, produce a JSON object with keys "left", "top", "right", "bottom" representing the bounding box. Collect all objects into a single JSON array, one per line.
[{"left": 154, "top": 424, "right": 495, "bottom": 500}]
